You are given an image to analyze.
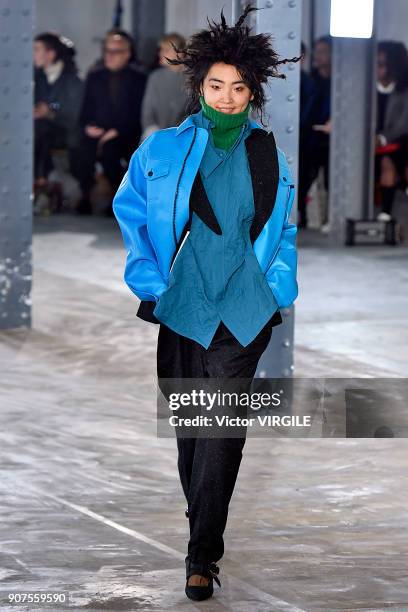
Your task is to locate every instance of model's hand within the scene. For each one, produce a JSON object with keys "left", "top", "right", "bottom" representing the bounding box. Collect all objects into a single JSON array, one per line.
[
  {"left": 98, "top": 128, "right": 119, "bottom": 146},
  {"left": 85, "top": 125, "right": 105, "bottom": 138}
]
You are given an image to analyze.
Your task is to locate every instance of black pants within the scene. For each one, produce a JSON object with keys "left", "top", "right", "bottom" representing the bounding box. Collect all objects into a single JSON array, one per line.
[
  {"left": 375, "top": 135, "right": 408, "bottom": 215},
  {"left": 157, "top": 319, "right": 274, "bottom": 564},
  {"left": 298, "top": 138, "right": 330, "bottom": 227},
  {"left": 73, "top": 134, "right": 133, "bottom": 198},
  {"left": 34, "top": 118, "right": 67, "bottom": 180}
]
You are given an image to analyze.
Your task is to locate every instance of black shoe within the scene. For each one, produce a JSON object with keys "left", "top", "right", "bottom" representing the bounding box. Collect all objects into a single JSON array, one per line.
[{"left": 185, "top": 557, "right": 221, "bottom": 601}]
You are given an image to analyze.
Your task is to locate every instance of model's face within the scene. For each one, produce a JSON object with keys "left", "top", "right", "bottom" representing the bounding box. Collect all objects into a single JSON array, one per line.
[
  {"left": 103, "top": 35, "right": 131, "bottom": 71},
  {"left": 200, "top": 62, "right": 254, "bottom": 114},
  {"left": 34, "top": 41, "right": 56, "bottom": 69}
]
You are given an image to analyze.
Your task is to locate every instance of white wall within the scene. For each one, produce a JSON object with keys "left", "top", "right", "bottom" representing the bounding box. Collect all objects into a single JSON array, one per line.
[
  {"left": 34, "top": 0, "right": 133, "bottom": 77},
  {"left": 313, "top": 0, "right": 331, "bottom": 39},
  {"left": 165, "top": 0, "right": 232, "bottom": 37},
  {"left": 35, "top": 0, "right": 408, "bottom": 77},
  {"left": 376, "top": 0, "right": 408, "bottom": 46}
]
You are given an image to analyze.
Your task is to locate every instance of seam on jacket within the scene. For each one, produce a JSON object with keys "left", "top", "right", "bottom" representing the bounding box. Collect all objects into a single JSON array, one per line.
[{"left": 172, "top": 127, "right": 197, "bottom": 247}]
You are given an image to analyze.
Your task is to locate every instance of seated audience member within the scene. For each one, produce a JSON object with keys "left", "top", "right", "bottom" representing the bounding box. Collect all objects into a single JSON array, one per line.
[
  {"left": 140, "top": 33, "right": 189, "bottom": 141},
  {"left": 75, "top": 29, "right": 146, "bottom": 215},
  {"left": 375, "top": 41, "right": 408, "bottom": 221},
  {"left": 34, "top": 33, "right": 83, "bottom": 196}
]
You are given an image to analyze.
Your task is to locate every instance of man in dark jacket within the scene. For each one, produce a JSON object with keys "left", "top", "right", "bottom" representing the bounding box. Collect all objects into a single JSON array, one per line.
[{"left": 75, "top": 29, "right": 146, "bottom": 214}]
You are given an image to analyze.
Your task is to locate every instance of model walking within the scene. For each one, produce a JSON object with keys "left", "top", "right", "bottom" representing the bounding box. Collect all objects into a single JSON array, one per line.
[{"left": 113, "top": 5, "right": 300, "bottom": 602}]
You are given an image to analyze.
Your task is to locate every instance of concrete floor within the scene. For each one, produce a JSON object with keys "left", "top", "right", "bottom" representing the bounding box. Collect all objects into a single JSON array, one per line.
[{"left": 1, "top": 209, "right": 408, "bottom": 611}]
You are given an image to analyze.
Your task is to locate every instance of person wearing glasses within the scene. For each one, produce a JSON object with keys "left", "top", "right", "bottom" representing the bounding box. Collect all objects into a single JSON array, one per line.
[{"left": 75, "top": 29, "right": 146, "bottom": 215}]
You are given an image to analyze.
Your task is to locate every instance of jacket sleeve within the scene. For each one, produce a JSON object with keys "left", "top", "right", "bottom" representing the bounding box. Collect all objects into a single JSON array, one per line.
[
  {"left": 264, "top": 183, "right": 298, "bottom": 308},
  {"left": 53, "top": 75, "right": 84, "bottom": 130},
  {"left": 382, "top": 90, "right": 408, "bottom": 144},
  {"left": 112, "top": 137, "right": 168, "bottom": 303}
]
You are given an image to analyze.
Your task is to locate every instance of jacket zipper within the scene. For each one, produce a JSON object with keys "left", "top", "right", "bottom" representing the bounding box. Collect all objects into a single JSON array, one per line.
[{"left": 172, "top": 127, "right": 197, "bottom": 248}]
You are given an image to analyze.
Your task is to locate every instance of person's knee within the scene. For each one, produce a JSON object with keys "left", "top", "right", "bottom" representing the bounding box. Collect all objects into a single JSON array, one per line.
[
  {"left": 34, "top": 118, "right": 52, "bottom": 140},
  {"left": 380, "top": 155, "right": 398, "bottom": 187},
  {"left": 100, "top": 139, "right": 121, "bottom": 162}
]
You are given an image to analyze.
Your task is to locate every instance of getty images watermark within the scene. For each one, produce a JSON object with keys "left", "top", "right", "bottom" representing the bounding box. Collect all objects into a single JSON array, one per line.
[
  {"left": 156, "top": 377, "right": 408, "bottom": 438},
  {"left": 166, "top": 387, "right": 310, "bottom": 429}
]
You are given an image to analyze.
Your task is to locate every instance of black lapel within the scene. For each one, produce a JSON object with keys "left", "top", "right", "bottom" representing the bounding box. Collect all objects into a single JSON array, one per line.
[
  {"left": 170, "top": 172, "right": 221, "bottom": 272},
  {"left": 185, "top": 127, "right": 279, "bottom": 243},
  {"left": 245, "top": 128, "right": 279, "bottom": 245},
  {"left": 189, "top": 170, "right": 222, "bottom": 235}
]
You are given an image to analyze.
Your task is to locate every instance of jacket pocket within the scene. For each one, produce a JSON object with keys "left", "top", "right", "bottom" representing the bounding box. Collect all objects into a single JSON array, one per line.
[
  {"left": 144, "top": 159, "right": 171, "bottom": 180},
  {"left": 145, "top": 159, "right": 172, "bottom": 203}
]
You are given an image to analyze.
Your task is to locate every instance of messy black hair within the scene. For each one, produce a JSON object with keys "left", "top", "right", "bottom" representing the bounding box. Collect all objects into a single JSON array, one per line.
[
  {"left": 165, "top": 4, "right": 302, "bottom": 123},
  {"left": 378, "top": 40, "right": 408, "bottom": 93}
]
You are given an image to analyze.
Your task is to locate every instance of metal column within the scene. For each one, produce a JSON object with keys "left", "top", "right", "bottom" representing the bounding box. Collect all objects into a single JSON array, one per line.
[
  {"left": 0, "top": 0, "right": 33, "bottom": 329},
  {"left": 132, "top": 0, "right": 165, "bottom": 69},
  {"left": 329, "top": 35, "right": 377, "bottom": 243},
  {"left": 254, "top": 0, "right": 301, "bottom": 378}
]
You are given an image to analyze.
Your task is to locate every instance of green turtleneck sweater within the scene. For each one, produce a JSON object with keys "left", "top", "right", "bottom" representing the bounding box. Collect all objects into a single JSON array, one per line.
[{"left": 199, "top": 95, "right": 250, "bottom": 150}]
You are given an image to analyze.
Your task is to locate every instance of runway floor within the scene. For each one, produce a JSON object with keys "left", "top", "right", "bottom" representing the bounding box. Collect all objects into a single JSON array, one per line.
[{"left": 1, "top": 210, "right": 408, "bottom": 610}]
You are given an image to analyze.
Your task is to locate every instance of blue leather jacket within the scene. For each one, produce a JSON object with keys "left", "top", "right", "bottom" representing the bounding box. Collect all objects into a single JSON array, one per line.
[{"left": 113, "top": 114, "right": 298, "bottom": 310}]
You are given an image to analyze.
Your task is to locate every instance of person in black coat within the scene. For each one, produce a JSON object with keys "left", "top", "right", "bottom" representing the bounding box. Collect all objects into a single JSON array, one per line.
[
  {"left": 375, "top": 41, "right": 408, "bottom": 220},
  {"left": 75, "top": 29, "right": 146, "bottom": 214},
  {"left": 34, "top": 33, "right": 84, "bottom": 183},
  {"left": 297, "top": 36, "right": 332, "bottom": 230}
]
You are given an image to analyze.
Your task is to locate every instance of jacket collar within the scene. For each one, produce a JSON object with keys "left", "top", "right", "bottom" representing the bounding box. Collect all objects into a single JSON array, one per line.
[
  {"left": 196, "top": 110, "right": 253, "bottom": 178},
  {"left": 176, "top": 112, "right": 262, "bottom": 136}
]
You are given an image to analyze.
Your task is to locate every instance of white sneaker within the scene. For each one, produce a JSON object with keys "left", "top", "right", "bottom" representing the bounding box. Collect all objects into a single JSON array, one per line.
[
  {"left": 320, "top": 223, "right": 331, "bottom": 234},
  {"left": 377, "top": 212, "right": 392, "bottom": 222}
]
